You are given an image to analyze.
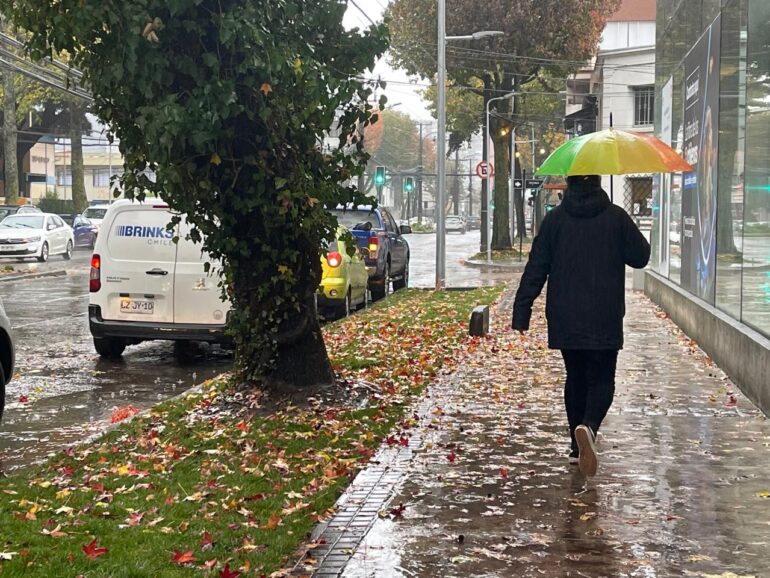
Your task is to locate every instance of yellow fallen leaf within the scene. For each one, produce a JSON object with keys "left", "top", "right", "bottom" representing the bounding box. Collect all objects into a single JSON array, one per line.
[
  {"left": 756, "top": 491, "right": 770, "bottom": 499},
  {"left": 210, "top": 152, "right": 222, "bottom": 166},
  {"left": 579, "top": 512, "right": 596, "bottom": 521}
]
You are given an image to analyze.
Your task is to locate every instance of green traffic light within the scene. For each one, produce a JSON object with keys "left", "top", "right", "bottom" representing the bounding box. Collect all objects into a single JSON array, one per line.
[{"left": 374, "top": 166, "right": 386, "bottom": 186}]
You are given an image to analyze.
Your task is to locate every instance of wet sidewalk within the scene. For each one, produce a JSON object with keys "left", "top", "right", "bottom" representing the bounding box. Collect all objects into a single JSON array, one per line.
[{"left": 304, "top": 285, "right": 770, "bottom": 578}]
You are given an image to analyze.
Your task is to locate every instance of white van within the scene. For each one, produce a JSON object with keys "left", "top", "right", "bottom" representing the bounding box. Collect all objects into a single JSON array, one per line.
[{"left": 88, "top": 200, "right": 230, "bottom": 358}]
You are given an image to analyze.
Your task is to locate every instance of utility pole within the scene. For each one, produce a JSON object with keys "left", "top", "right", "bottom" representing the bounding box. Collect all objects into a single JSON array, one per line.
[
  {"left": 480, "top": 107, "right": 488, "bottom": 252},
  {"left": 417, "top": 122, "right": 424, "bottom": 224},
  {"left": 468, "top": 159, "right": 473, "bottom": 216},
  {"left": 452, "top": 149, "right": 460, "bottom": 215}
]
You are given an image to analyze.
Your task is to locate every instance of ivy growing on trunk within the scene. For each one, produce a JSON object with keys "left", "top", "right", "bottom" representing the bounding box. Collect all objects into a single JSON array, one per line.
[{"left": 1, "top": 0, "right": 388, "bottom": 387}]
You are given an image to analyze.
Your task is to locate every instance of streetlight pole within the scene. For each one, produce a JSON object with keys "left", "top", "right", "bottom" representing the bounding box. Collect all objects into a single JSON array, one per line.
[
  {"left": 485, "top": 91, "right": 516, "bottom": 263},
  {"left": 436, "top": 10, "right": 503, "bottom": 289}
]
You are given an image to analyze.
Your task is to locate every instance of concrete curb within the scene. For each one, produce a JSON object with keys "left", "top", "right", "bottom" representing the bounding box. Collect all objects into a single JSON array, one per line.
[
  {"left": 462, "top": 259, "right": 527, "bottom": 271},
  {"left": 0, "top": 269, "right": 68, "bottom": 283}
]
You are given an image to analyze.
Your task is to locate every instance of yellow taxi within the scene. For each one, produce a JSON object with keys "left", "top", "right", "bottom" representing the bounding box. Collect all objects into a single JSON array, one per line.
[{"left": 317, "top": 228, "right": 369, "bottom": 317}]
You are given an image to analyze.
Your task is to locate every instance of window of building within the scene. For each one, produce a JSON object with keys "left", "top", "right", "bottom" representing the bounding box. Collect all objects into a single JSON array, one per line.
[
  {"left": 92, "top": 168, "right": 111, "bottom": 188},
  {"left": 633, "top": 86, "right": 655, "bottom": 126},
  {"left": 56, "top": 167, "right": 72, "bottom": 187}
]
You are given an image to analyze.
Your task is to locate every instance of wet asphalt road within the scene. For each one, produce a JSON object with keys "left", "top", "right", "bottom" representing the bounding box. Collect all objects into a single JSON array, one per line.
[
  {"left": 0, "top": 233, "right": 502, "bottom": 472},
  {"left": 0, "top": 251, "right": 231, "bottom": 472},
  {"left": 403, "top": 230, "right": 513, "bottom": 289}
]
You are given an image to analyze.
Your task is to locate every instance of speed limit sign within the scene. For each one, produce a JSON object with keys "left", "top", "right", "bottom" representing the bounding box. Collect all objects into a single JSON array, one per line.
[{"left": 475, "top": 161, "right": 494, "bottom": 179}]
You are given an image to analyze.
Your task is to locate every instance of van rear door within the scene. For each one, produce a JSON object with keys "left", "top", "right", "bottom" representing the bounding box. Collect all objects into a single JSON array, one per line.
[
  {"left": 102, "top": 205, "right": 177, "bottom": 323},
  {"left": 172, "top": 220, "right": 228, "bottom": 326}
]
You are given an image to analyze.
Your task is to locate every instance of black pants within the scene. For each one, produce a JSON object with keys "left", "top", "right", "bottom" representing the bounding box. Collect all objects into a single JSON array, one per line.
[{"left": 561, "top": 349, "right": 619, "bottom": 453}]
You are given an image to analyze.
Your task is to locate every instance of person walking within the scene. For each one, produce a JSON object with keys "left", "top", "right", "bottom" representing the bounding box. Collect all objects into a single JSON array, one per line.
[{"left": 512, "top": 175, "right": 650, "bottom": 476}]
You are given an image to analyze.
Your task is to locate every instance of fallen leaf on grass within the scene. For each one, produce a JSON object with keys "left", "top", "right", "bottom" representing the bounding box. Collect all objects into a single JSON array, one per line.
[
  {"left": 0, "top": 552, "right": 18, "bottom": 561},
  {"left": 219, "top": 562, "right": 241, "bottom": 578},
  {"left": 82, "top": 539, "right": 108, "bottom": 559},
  {"left": 172, "top": 550, "right": 196, "bottom": 565}
]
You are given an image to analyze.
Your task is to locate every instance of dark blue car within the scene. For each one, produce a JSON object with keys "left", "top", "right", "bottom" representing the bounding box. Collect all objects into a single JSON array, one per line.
[{"left": 71, "top": 215, "right": 98, "bottom": 249}]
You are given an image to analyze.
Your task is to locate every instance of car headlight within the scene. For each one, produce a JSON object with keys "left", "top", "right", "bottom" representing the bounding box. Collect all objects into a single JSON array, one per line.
[{"left": 27, "top": 236, "right": 41, "bottom": 243}]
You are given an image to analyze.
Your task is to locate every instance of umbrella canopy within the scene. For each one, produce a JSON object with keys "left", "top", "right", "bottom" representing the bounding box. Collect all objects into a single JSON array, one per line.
[{"left": 536, "top": 128, "right": 693, "bottom": 176}]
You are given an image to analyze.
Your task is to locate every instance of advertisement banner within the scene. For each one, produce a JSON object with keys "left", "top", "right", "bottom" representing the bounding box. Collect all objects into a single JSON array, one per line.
[{"left": 681, "top": 14, "right": 721, "bottom": 302}]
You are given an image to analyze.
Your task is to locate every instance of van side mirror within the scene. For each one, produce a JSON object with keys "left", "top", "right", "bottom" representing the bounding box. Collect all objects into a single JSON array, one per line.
[{"left": 399, "top": 224, "right": 412, "bottom": 235}]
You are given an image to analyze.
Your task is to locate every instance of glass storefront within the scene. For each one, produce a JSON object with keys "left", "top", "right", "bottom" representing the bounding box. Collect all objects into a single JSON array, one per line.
[{"left": 654, "top": 0, "right": 770, "bottom": 338}]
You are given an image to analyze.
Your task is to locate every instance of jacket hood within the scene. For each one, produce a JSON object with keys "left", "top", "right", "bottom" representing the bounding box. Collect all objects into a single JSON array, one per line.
[{"left": 561, "top": 179, "right": 611, "bottom": 218}]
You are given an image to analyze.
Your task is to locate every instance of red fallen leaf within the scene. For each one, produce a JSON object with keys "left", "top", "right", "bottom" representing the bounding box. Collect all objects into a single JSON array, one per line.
[
  {"left": 110, "top": 405, "right": 140, "bottom": 423},
  {"left": 82, "top": 538, "right": 108, "bottom": 559},
  {"left": 390, "top": 503, "right": 406, "bottom": 518},
  {"left": 385, "top": 435, "right": 397, "bottom": 446},
  {"left": 236, "top": 420, "right": 249, "bottom": 432},
  {"left": 245, "top": 493, "right": 265, "bottom": 502},
  {"left": 517, "top": 402, "right": 526, "bottom": 409},
  {"left": 127, "top": 512, "right": 144, "bottom": 526},
  {"left": 201, "top": 531, "right": 215, "bottom": 550},
  {"left": 447, "top": 452, "right": 456, "bottom": 463},
  {"left": 165, "top": 496, "right": 175, "bottom": 506},
  {"left": 18, "top": 395, "right": 29, "bottom": 403},
  {"left": 399, "top": 436, "right": 410, "bottom": 447},
  {"left": 500, "top": 468, "right": 509, "bottom": 479},
  {"left": 172, "top": 550, "right": 196, "bottom": 564},
  {"left": 68, "top": 554, "right": 75, "bottom": 562},
  {"left": 219, "top": 562, "right": 241, "bottom": 578},
  {"left": 725, "top": 395, "right": 738, "bottom": 407}
]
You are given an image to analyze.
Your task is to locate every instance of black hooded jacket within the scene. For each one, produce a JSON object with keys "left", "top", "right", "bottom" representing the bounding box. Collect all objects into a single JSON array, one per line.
[{"left": 512, "top": 177, "right": 650, "bottom": 350}]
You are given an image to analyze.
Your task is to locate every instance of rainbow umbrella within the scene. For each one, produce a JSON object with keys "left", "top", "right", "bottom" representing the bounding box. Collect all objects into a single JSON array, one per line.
[{"left": 536, "top": 128, "right": 693, "bottom": 176}]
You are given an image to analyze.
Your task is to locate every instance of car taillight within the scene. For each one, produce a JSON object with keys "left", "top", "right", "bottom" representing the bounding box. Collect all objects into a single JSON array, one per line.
[
  {"left": 327, "top": 251, "right": 342, "bottom": 268},
  {"left": 367, "top": 236, "right": 379, "bottom": 257},
  {"left": 90, "top": 254, "right": 101, "bottom": 292}
]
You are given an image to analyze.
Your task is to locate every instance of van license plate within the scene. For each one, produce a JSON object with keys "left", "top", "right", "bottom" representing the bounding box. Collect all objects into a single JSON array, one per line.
[{"left": 120, "top": 299, "right": 154, "bottom": 315}]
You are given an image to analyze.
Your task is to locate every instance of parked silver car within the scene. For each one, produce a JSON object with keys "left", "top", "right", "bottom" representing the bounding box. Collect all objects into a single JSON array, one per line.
[{"left": 0, "top": 299, "right": 14, "bottom": 421}]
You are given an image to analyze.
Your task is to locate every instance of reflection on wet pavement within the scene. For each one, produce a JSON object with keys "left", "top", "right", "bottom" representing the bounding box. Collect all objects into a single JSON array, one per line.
[
  {"left": 341, "top": 285, "right": 770, "bottom": 578},
  {"left": 0, "top": 262, "right": 232, "bottom": 472}
]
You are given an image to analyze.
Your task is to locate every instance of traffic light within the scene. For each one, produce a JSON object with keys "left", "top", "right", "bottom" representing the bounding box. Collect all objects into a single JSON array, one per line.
[
  {"left": 404, "top": 177, "right": 414, "bottom": 193},
  {"left": 374, "top": 166, "right": 386, "bottom": 186}
]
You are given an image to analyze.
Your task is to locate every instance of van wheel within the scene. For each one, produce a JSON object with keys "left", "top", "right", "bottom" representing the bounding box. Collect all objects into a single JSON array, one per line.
[
  {"left": 63, "top": 240, "right": 73, "bottom": 260},
  {"left": 94, "top": 337, "right": 126, "bottom": 359}
]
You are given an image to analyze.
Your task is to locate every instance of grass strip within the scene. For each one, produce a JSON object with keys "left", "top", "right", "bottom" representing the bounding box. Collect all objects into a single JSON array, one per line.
[{"left": 0, "top": 287, "right": 502, "bottom": 577}]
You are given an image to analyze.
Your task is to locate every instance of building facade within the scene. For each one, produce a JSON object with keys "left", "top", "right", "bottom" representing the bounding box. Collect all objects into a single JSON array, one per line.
[{"left": 648, "top": 0, "right": 770, "bottom": 411}]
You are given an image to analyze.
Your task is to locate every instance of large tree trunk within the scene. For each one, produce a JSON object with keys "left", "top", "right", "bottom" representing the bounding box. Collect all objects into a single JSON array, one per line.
[
  {"left": 231, "top": 228, "right": 335, "bottom": 390},
  {"left": 491, "top": 129, "right": 512, "bottom": 250},
  {"left": 70, "top": 105, "right": 88, "bottom": 213},
  {"left": 266, "top": 295, "right": 334, "bottom": 391},
  {"left": 3, "top": 65, "right": 19, "bottom": 204}
]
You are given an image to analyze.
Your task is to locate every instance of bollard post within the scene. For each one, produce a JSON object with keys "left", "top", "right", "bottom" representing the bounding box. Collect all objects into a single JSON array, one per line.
[{"left": 469, "top": 305, "right": 489, "bottom": 337}]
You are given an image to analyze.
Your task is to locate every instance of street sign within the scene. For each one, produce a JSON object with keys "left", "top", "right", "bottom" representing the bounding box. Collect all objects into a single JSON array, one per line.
[
  {"left": 475, "top": 161, "right": 494, "bottom": 179},
  {"left": 513, "top": 179, "right": 523, "bottom": 189},
  {"left": 525, "top": 178, "right": 544, "bottom": 189}
]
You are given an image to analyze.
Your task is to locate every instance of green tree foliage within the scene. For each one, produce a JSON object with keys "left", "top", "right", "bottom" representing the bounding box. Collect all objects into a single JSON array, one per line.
[
  {"left": 1, "top": 0, "right": 388, "bottom": 387},
  {"left": 387, "top": 0, "right": 620, "bottom": 246}
]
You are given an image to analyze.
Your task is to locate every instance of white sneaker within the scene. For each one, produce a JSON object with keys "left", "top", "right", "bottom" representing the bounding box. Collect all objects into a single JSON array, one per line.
[{"left": 575, "top": 425, "right": 598, "bottom": 476}]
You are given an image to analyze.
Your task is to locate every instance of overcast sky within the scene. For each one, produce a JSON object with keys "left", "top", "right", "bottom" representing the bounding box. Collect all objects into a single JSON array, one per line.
[{"left": 343, "top": 0, "right": 433, "bottom": 121}]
